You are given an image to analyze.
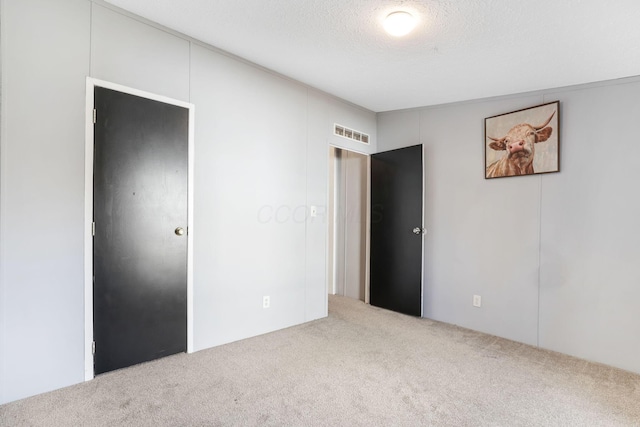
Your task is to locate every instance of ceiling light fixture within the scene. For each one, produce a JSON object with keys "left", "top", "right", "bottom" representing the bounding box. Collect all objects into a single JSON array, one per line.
[{"left": 383, "top": 11, "right": 416, "bottom": 37}]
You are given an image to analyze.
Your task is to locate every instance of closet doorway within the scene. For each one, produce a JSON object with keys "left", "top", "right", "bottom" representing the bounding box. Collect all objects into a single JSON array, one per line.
[{"left": 328, "top": 147, "right": 370, "bottom": 302}]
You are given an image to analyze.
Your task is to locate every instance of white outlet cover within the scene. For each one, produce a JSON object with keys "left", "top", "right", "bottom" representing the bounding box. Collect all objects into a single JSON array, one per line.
[{"left": 473, "top": 295, "right": 481, "bottom": 307}]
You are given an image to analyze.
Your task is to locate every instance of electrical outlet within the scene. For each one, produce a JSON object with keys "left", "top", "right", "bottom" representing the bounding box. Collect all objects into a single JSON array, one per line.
[
  {"left": 473, "top": 295, "right": 482, "bottom": 308},
  {"left": 310, "top": 205, "right": 317, "bottom": 217},
  {"left": 263, "top": 296, "right": 270, "bottom": 309}
]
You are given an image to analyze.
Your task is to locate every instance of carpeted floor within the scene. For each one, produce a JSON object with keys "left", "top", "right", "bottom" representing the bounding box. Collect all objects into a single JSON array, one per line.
[{"left": 1, "top": 294, "right": 639, "bottom": 426}]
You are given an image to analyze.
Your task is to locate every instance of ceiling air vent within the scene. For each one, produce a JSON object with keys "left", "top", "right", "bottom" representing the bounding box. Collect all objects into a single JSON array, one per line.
[{"left": 334, "top": 123, "right": 370, "bottom": 144}]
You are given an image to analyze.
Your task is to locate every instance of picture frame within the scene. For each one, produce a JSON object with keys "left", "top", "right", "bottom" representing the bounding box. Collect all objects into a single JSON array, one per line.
[{"left": 484, "top": 101, "right": 560, "bottom": 179}]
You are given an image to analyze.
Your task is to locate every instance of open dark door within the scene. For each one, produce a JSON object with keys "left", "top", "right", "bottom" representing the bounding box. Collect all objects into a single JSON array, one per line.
[
  {"left": 93, "top": 87, "right": 188, "bottom": 374},
  {"left": 370, "top": 144, "right": 423, "bottom": 316}
]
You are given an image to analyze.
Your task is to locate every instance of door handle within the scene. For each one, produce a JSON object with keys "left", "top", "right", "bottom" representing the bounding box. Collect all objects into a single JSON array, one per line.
[
  {"left": 175, "top": 227, "right": 185, "bottom": 236},
  {"left": 413, "top": 227, "right": 425, "bottom": 235}
]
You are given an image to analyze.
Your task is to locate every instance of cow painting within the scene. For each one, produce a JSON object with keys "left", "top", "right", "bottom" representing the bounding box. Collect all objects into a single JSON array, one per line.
[{"left": 485, "top": 102, "right": 559, "bottom": 179}]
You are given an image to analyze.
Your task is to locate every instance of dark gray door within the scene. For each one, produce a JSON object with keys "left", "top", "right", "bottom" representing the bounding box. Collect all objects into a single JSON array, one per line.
[
  {"left": 93, "top": 87, "right": 188, "bottom": 374},
  {"left": 370, "top": 145, "right": 423, "bottom": 316}
]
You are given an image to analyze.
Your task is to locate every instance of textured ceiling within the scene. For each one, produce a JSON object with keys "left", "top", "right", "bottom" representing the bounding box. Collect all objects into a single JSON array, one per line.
[{"left": 104, "top": 0, "right": 640, "bottom": 112}]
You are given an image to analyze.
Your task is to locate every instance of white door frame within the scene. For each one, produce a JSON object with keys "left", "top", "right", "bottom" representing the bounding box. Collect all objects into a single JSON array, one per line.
[
  {"left": 84, "top": 78, "right": 195, "bottom": 380},
  {"left": 327, "top": 144, "right": 371, "bottom": 304}
]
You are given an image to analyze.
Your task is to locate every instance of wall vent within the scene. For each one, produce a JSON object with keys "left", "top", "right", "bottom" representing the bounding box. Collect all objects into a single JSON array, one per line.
[{"left": 334, "top": 124, "right": 370, "bottom": 144}]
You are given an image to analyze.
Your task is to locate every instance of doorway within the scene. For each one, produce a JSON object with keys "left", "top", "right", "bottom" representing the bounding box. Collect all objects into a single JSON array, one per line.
[
  {"left": 328, "top": 147, "right": 369, "bottom": 302},
  {"left": 84, "top": 79, "right": 195, "bottom": 378}
]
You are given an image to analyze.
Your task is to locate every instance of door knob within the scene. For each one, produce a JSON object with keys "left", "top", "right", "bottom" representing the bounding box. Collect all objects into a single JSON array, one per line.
[
  {"left": 175, "top": 227, "right": 185, "bottom": 236},
  {"left": 413, "top": 227, "right": 425, "bottom": 235}
]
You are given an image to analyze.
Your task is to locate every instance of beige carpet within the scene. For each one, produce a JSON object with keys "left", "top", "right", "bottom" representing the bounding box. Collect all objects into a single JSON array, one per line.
[{"left": 1, "top": 295, "right": 639, "bottom": 426}]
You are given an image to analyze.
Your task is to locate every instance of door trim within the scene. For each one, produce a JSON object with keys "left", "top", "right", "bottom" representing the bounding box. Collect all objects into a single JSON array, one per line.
[
  {"left": 84, "top": 78, "right": 195, "bottom": 380},
  {"left": 421, "top": 145, "right": 425, "bottom": 317}
]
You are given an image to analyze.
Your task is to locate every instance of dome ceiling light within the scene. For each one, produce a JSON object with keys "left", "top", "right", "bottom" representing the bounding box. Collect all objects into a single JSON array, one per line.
[{"left": 383, "top": 11, "right": 417, "bottom": 37}]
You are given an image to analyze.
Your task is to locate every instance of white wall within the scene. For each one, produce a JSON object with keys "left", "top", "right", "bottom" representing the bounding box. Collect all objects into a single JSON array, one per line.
[
  {"left": 0, "top": 0, "right": 376, "bottom": 404},
  {"left": 1, "top": 0, "right": 91, "bottom": 404},
  {"left": 538, "top": 82, "right": 640, "bottom": 372},
  {"left": 377, "top": 77, "right": 640, "bottom": 374}
]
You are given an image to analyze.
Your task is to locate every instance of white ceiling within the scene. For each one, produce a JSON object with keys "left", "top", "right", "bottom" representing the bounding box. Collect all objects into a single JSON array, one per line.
[{"left": 104, "top": 0, "right": 640, "bottom": 112}]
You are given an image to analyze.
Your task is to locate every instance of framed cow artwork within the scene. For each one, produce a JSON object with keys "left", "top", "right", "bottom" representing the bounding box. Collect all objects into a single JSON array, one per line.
[{"left": 485, "top": 101, "right": 560, "bottom": 179}]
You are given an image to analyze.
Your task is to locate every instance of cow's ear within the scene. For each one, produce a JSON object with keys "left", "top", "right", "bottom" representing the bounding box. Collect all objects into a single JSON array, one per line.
[
  {"left": 489, "top": 139, "right": 506, "bottom": 151},
  {"left": 536, "top": 127, "right": 553, "bottom": 142}
]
